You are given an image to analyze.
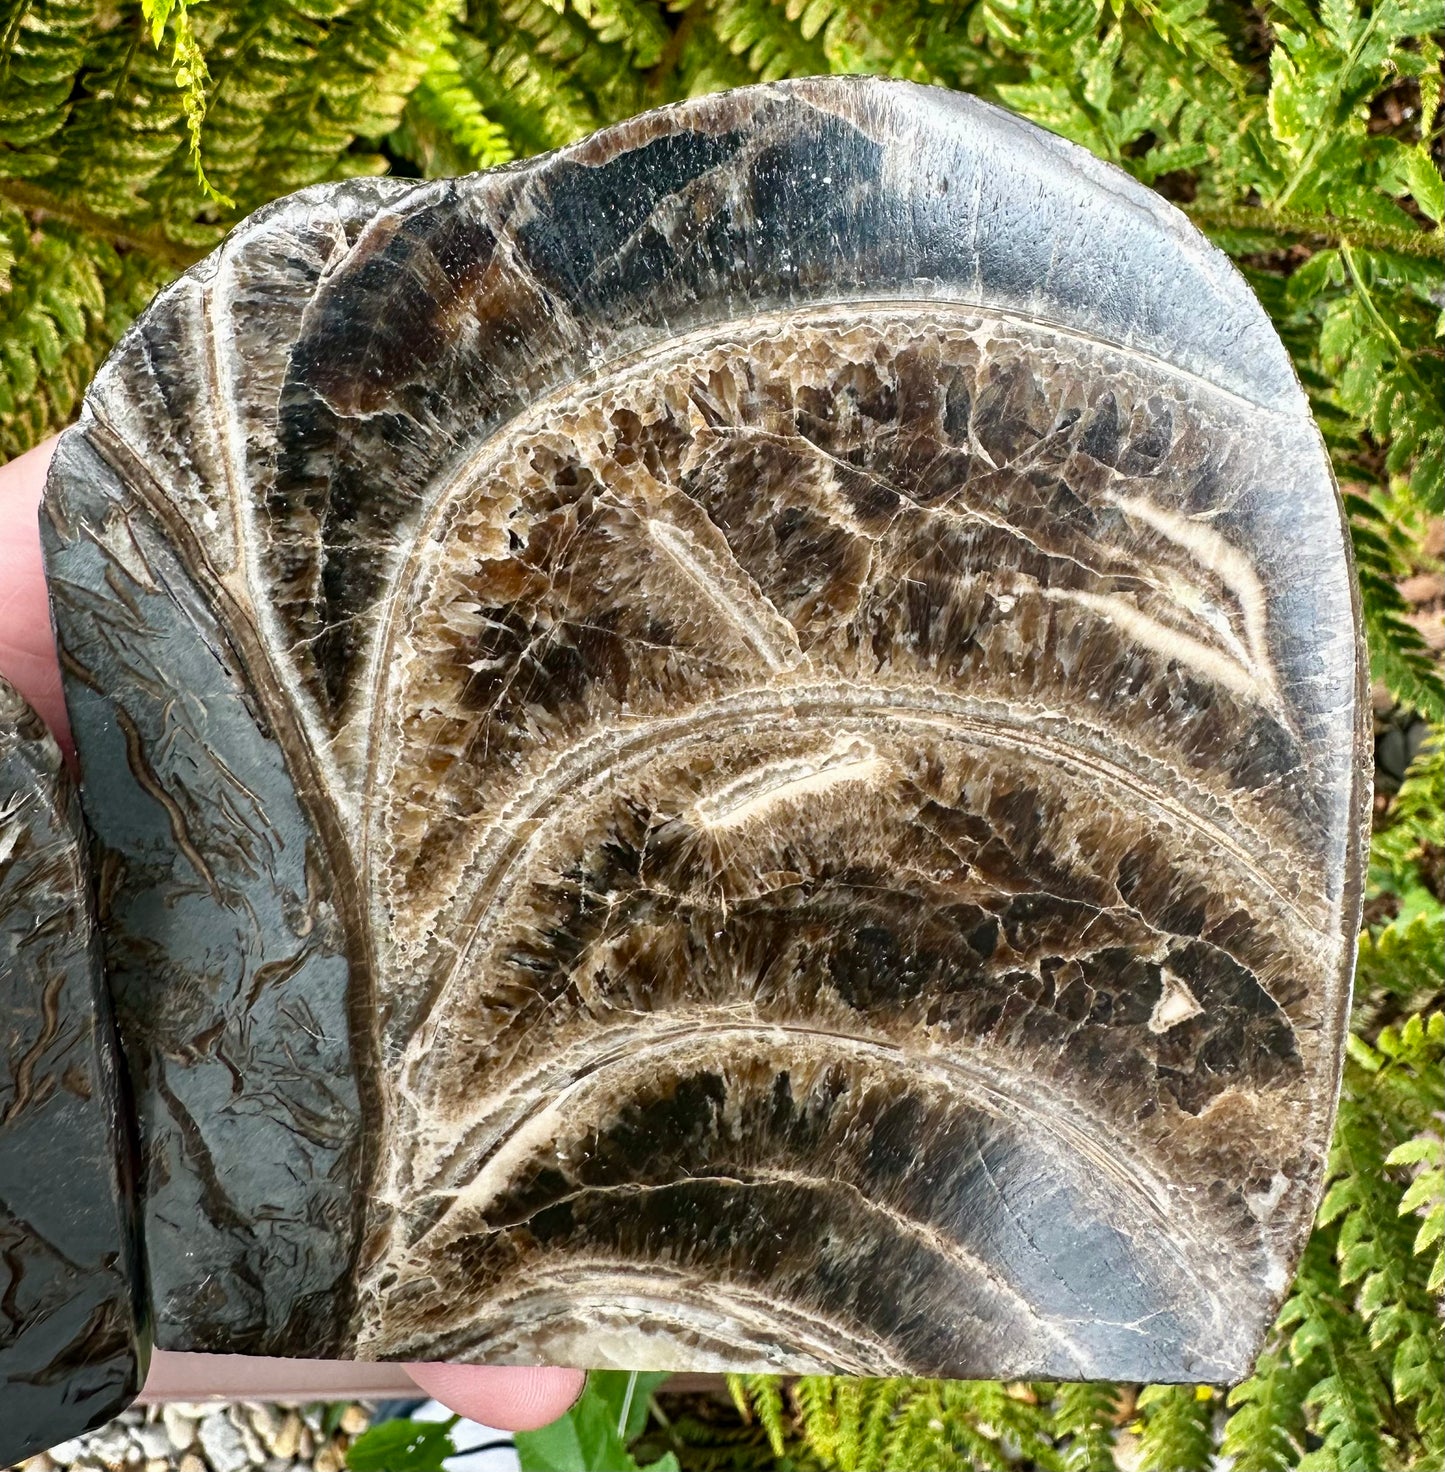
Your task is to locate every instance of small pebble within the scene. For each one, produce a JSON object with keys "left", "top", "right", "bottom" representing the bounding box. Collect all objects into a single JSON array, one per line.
[
  {"left": 338, "top": 1406, "right": 369, "bottom": 1437},
  {"left": 1113, "top": 1431, "right": 1145, "bottom": 1472},
  {"left": 132, "top": 1425, "right": 172, "bottom": 1461},
  {"left": 27, "top": 1399, "right": 374, "bottom": 1472},
  {"left": 281, "top": 1411, "right": 306, "bottom": 1461},
  {"left": 196, "top": 1414, "right": 249, "bottom": 1472},
  {"left": 162, "top": 1406, "right": 197, "bottom": 1453},
  {"left": 224, "top": 1407, "right": 266, "bottom": 1465},
  {"left": 246, "top": 1405, "right": 284, "bottom": 1452}
]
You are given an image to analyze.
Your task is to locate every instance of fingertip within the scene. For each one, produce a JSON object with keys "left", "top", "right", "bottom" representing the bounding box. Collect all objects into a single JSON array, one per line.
[
  {"left": 403, "top": 1362, "right": 587, "bottom": 1432},
  {"left": 0, "top": 435, "right": 68, "bottom": 748}
]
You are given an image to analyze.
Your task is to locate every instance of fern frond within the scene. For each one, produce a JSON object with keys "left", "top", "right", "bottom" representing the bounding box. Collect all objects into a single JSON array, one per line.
[
  {"left": 571, "top": 0, "right": 670, "bottom": 67},
  {"left": 727, "top": 1373, "right": 789, "bottom": 1459},
  {"left": 138, "top": 0, "right": 230, "bottom": 202},
  {"left": 1356, "top": 910, "right": 1445, "bottom": 1020},
  {"left": 709, "top": 0, "right": 830, "bottom": 80},
  {"left": 1326, "top": 1010, "right": 1445, "bottom": 1461},
  {"left": 1051, "top": 1380, "right": 1120, "bottom": 1471},
  {"left": 1222, "top": 1348, "right": 1312, "bottom": 1472},
  {"left": 1275, "top": 1231, "right": 1392, "bottom": 1472},
  {"left": 1134, "top": 1384, "right": 1214, "bottom": 1472},
  {"left": 0, "top": 0, "right": 99, "bottom": 154},
  {"left": 1372, "top": 736, "right": 1445, "bottom": 889},
  {"left": 0, "top": 207, "right": 165, "bottom": 456},
  {"left": 776, "top": 0, "right": 930, "bottom": 78},
  {"left": 1387, "top": 1130, "right": 1444, "bottom": 1294},
  {"left": 792, "top": 1376, "right": 842, "bottom": 1465},
  {"left": 451, "top": 10, "right": 597, "bottom": 153},
  {"left": 1112, "top": 0, "right": 1244, "bottom": 91},
  {"left": 857, "top": 1379, "right": 911, "bottom": 1472},
  {"left": 1346, "top": 494, "right": 1445, "bottom": 722},
  {"left": 391, "top": 37, "right": 514, "bottom": 173}
]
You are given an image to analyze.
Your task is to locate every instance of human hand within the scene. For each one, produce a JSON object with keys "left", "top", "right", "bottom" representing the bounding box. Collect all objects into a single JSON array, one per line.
[{"left": 0, "top": 434, "right": 586, "bottom": 1432}]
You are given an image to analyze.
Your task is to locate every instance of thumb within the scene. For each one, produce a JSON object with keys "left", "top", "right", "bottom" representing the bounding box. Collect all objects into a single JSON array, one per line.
[
  {"left": 405, "top": 1362, "right": 587, "bottom": 1432},
  {"left": 0, "top": 435, "right": 68, "bottom": 747}
]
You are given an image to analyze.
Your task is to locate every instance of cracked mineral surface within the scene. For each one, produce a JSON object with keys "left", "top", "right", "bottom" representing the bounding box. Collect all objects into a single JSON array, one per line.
[
  {"left": 40, "top": 77, "right": 1368, "bottom": 1380},
  {"left": 0, "top": 680, "right": 147, "bottom": 1466}
]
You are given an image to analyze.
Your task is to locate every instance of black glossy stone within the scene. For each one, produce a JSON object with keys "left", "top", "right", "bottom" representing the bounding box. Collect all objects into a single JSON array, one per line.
[
  {"left": 42, "top": 78, "right": 1368, "bottom": 1381},
  {"left": 0, "top": 680, "right": 146, "bottom": 1464}
]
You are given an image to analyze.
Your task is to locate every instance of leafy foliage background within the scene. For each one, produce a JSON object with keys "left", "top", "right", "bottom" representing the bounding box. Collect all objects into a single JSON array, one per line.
[{"left": 4, "top": 0, "right": 1441, "bottom": 1466}]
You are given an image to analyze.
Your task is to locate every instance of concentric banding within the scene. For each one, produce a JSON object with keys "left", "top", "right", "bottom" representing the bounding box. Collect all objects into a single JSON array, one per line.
[
  {"left": 356, "top": 304, "right": 1350, "bottom": 1377},
  {"left": 43, "top": 76, "right": 1366, "bottom": 1374}
]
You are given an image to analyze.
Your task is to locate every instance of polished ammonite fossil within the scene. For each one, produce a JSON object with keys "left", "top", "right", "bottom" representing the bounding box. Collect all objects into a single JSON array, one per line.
[{"left": 11, "top": 75, "right": 1371, "bottom": 1448}]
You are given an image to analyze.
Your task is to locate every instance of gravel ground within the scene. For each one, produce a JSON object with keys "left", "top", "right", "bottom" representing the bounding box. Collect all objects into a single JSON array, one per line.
[{"left": 12, "top": 1402, "right": 374, "bottom": 1472}]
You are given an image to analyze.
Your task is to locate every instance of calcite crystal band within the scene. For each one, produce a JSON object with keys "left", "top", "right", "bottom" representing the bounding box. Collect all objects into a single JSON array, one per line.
[{"left": 28, "top": 76, "right": 1367, "bottom": 1405}]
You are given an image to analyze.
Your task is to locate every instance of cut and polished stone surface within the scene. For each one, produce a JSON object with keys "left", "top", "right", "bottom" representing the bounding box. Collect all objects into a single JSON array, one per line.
[
  {"left": 0, "top": 680, "right": 146, "bottom": 1463},
  {"left": 42, "top": 77, "right": 1368, "bottom": 1381}
]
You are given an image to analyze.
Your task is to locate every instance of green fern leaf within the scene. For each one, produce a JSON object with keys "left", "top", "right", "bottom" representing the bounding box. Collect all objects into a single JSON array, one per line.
[{"left": 1135, "top": 1384, "right": 1214, "bottom": 1472}]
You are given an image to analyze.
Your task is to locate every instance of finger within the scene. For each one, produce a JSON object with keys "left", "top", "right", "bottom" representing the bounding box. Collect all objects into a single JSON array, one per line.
[
  {"left": 0, "top": 435, "right": 68, "bottom": 747},
  {"left": 404, "top": 1362, "right": 586, "bottom": 1432},
  {"left": 138, "top": 1349, "right": 421, "bottom": 1401}
]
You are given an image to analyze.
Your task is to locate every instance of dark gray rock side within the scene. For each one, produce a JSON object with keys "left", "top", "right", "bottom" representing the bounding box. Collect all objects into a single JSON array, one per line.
[
  {"left": 42, "top": 78, "right": 1369, "bottom": 1380},
  {"left": 0, "top": 680, "right": 146, "bottom": 1464}
]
